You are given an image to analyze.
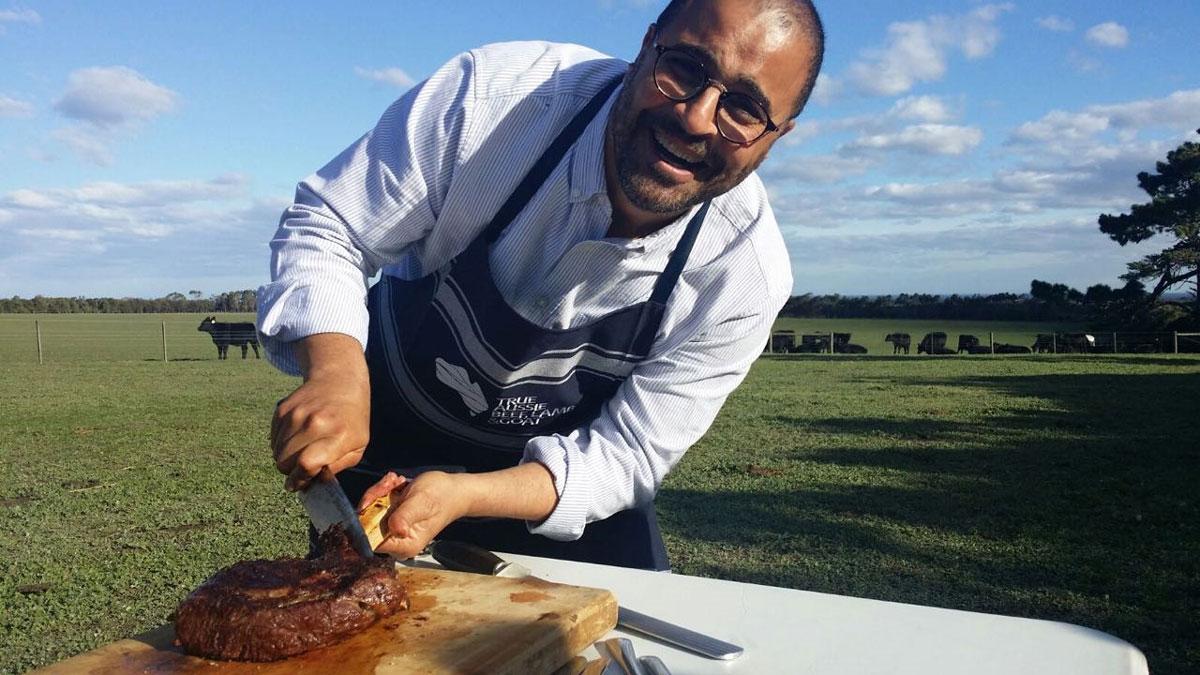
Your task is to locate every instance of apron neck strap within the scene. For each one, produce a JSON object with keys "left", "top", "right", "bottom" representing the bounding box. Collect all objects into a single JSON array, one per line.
[
  {"left": 486, "top": 76, "right": 622, "bottom": 244},
  {"left": 649, "top": 200, "right": 709, "bottom": 305}
]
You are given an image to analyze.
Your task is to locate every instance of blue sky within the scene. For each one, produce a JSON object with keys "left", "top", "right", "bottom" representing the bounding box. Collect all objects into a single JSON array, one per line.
[{"left": 1, "top": 1, "right": 1197, "bottom": 298}]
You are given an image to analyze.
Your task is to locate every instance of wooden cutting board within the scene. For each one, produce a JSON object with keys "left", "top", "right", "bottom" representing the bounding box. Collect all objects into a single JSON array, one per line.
[{"left": 32, "top": 566, "right": 617, "bottom": 675}]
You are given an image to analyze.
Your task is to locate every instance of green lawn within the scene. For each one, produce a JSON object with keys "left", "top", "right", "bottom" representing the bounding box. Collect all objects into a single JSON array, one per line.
[{"left": 0, "top": 324, "right": 1196, "bottom": 673}]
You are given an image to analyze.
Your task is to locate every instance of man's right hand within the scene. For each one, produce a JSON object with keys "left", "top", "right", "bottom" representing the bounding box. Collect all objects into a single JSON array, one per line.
[{"left": 270, "top": 333, "right": 371, "bottom": 491}]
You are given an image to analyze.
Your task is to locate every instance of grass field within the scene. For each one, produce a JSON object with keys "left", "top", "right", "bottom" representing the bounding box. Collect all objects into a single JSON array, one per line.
[
  {"left": 1, "top": 315, "right": 1197, "bottom": 673},
  {"left": 0, "top": 313, "right": 260, "bottom": 363}
]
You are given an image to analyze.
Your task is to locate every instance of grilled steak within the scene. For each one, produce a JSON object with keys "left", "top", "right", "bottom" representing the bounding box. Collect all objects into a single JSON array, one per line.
[{"left": 174, "top": 525, "right": 408, "bottom": 662}]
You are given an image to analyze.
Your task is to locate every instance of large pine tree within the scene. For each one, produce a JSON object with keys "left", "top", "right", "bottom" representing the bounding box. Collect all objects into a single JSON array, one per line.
[{"left": 1099, "top": 130, "right": 1200, "bottom": 328}]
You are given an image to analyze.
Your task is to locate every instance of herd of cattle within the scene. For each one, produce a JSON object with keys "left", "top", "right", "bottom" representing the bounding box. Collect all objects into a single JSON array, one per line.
[{"left": 768, "top": 330, "right": 1175, "bottom": 355}]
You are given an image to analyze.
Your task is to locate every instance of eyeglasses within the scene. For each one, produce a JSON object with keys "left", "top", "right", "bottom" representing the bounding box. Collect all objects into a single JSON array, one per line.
[{"left": 652, "top": 44, "right": 780, "bottom": 146}]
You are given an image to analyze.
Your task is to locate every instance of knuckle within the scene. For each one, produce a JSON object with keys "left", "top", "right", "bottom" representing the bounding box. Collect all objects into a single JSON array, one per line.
[{"left": 296, "top": 453, "right": 323, "bottom": 475}]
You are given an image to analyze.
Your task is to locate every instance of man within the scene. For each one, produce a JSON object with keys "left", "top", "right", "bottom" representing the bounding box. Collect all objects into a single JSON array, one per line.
[{"left": 258, "top": 0, "right": 824, "bottom": 570}]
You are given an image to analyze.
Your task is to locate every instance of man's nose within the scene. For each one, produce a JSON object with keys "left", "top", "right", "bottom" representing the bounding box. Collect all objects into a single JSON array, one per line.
[{"left": 676, "top": 84, "right": 722, "bottom": 138}]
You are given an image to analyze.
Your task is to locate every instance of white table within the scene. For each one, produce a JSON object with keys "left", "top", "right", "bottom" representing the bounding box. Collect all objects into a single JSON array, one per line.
[{"left": 468, "top": 553, "right": 1149, "bottom": 675}]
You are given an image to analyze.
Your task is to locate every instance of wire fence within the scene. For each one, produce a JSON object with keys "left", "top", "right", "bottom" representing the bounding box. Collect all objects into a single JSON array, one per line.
[
  {"left": 766, "top": 329, "right": 1200, "bottom": 355},
  {"left": 0, "top": 314, "right": 264, "bottom": 363},
  {"left": 3, "top": 316, "right": 1198, "bottom": 363}
]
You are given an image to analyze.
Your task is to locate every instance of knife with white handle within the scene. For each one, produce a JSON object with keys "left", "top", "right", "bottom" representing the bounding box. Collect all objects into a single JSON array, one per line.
[{"left": 428, "top": 540, "right": 744, "bottom": 660}]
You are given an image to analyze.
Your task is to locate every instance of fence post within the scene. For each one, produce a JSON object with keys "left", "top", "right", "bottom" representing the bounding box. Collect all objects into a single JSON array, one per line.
[
  {"left": 36, "top": 319, "right": 43, "bottom": 365},
  {"left": 1174, "top": 331, "right": 1179, "bottom": 354},
  {"left": 989, "top": 332, "right": 994, "bottom": 355},
  {"left": 1112, "top": 332, "right": 1117, "bottom": 354},
  {"left": 162, "top": 322, "right": 168, "bottom": 363},
  {"left": 1052, "top": 333, "right": 1057, "bottom": 354}
]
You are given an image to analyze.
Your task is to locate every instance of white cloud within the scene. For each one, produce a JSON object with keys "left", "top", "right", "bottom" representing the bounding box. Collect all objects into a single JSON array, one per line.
[
  {"left": 889, "top": 95, "right": 954, "bottom": 123},
  {"left": 0, "top": 8, "right": 40, "bottom": 23},
  {"left": 26, "top": 148, "right": 56, "bottom": 162},
  {"left": 843, "top": 124, "right": 983, "bottom": 156},
  {"left": 761, "top": 154, "right": 880, "bottom": 184},
  {"left": 847, "top": 4, "right": 1013, "bottom": 96},
  {"left": 1088, "top": 89, "right": 1200, "bottom": 129},
  {"left": 809, "top": 73, "right": 841, "bottom": 105},
  {"left": 1085, "top": 22, "right": 1129, "bottom": 48},
  {"left": 0, "top": 94, "right": 34, "bottom": 118},
  {"left": 1035, "top": 16, "right": 1074, "bottom": 32},
  {"left": 54, "top": 66, "right": 178, "bottom": 127},
  {"left": 1010, "top": 89, "right": 1200, "bottom": 156},
  {"left": 51, "top": 126, "right": 114, "bottom": 166},
  {"left": 355, "top": 66, "right": 416, "bottom": 89},
  {"left": 0, "top": 175, "right": 285, "bottom": 297},
  {"left": 782, "top": 218, "right": 1157, "bottom": 295},
  {"left": 4, "top": 175, "right": 248, "bottom": 211},
  {"left": 1011, "top": 110, "right": 1109, "bottom": 144}
]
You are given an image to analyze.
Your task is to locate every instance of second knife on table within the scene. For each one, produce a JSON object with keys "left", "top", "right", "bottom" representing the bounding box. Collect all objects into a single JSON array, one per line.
[{"left": 428, "top": 540, "right": 743, "bottom": 661}]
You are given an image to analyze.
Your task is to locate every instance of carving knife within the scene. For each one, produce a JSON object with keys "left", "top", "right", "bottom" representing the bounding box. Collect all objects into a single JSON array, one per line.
[
  {"left": 297, "top": 467, "right": 376, "bottom": 559},
  {"left": 428, "top": 540, "right": 743, "bottom": 660}
]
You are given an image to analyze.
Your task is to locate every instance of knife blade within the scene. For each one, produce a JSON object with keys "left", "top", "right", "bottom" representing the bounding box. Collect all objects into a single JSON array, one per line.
[
  {"left": 297, "top": 467, "right": 375, "bottom": 559},
  {"left": 428, "top": 540, "right": 744, "bottom": 660}
]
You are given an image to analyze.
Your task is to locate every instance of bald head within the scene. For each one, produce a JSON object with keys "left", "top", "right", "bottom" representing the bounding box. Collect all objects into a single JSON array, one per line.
[{"left": 654, "top": 0, "right": 825, "bottom": 117}]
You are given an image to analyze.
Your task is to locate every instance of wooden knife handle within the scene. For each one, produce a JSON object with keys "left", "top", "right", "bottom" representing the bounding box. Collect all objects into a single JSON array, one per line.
[{"left": 357, "top": 493, "right": 395, "bottom": 551}]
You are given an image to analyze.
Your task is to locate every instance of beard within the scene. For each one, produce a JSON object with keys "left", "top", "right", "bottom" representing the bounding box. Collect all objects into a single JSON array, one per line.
[{"left": 607, "top": 84, "right": 764, "bottom": 215}]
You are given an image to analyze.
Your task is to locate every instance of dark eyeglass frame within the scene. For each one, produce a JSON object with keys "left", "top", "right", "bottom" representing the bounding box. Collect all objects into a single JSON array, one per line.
[{"left": 651, "top": 43, "right": 780, "bottom": 146}]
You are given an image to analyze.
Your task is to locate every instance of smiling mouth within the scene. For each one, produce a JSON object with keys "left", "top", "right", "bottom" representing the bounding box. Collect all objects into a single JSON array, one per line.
[{"left": 650, "top": 128, "right": 707, "bottom": 173}]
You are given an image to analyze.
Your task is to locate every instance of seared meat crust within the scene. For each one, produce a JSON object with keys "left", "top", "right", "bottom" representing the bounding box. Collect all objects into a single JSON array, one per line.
[{"left": 174, "top": 526, "right": 408, "bottom": 662}]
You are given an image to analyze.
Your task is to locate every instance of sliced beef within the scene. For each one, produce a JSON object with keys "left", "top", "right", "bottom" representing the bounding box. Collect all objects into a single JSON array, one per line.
[{"left": 174, "top": 525, "right": 408, "bottom": 662}]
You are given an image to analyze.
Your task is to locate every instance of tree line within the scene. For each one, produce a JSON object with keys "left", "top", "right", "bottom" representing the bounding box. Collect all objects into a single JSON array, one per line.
[{"left": 0, "top": 290, "right": 257, "bottom": 314}]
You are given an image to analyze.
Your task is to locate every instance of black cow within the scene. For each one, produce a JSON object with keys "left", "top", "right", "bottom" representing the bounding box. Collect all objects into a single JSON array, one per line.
[
  {"left": 917, "top": 332, "right": 955, "bottom": 355},
  {"left": 832, "top": 332, "right": 867, "bottom": 354},
  {"left": 1059, "top": 333, "right": 1095, "bottom": 354},
  {"left": 957, "top": 334, "right": 980, "bottom": 354},
  {"left": 994, "top": 343, "right": 1032, "bottom": 354},
  {"left": 198, "top": 316, "right": 260, "bottom": 360},
  {"left": 885, "top": 333, "right": 911, "bottom": 354},
  {"left": 1032, "top": 333, "right": 1055, "bottom": 353}
]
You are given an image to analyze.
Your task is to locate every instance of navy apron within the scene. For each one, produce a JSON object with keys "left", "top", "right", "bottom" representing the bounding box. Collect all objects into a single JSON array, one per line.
[{"left": 337, "top": 77, "right": 708, "bottom": 571}]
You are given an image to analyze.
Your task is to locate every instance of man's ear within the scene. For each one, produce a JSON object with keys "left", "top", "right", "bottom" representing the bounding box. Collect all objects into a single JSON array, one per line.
[
  {"left": 627, "top": 23, "right": 657, "bottom": 77},
  {"left": 641, "top": 24, "right": 656, "bottom": 51},
  {"left": 776, "top": 118, "right": 797, "bottom": 139}
]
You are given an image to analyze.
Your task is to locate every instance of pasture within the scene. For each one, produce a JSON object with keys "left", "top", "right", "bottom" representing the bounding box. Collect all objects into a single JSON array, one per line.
[{"left": 0, "top": 315, "right": 1197, "bottom": 674}]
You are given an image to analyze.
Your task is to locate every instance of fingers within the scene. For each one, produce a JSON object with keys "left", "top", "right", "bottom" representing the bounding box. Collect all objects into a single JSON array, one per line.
[
  {"left": 372, "top": 476, "right": 450, "bottom": 559},
  {"left": 357, "top": 472, "right": 406, "bottom": 512},
  {"left": 374, "top": 534, "right": 429, "bottom": 560},
  {"left": 271, "top": 383, "right": 369, "bottom": 491},
  {"left": 283, "top": 438, "right": 358, "bottom": 492}
]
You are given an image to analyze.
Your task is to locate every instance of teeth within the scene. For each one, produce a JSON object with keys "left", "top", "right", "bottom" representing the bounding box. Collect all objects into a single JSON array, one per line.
[{"left": 653, "top": 129, "right": 703, "bottom": 165}]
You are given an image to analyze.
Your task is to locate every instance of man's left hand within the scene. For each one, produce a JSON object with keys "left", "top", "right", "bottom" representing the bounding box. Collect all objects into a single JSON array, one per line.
[{"left": 365, "top": 471, "right": 472, "bottom": 559}]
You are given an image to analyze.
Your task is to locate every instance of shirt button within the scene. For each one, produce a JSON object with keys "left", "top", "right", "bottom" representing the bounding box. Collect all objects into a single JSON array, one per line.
[
  {"left": 570, "top": 188, "right": 581, "bottom": 198},
  {"left": 536, "top": 297, "right": 548, "bottom": 308}
]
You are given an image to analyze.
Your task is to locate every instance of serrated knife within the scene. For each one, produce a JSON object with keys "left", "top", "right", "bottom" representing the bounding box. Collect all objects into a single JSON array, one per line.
[
  {"left": 297, "top": 467, "right": 376, "bottom": 559},
  {"left": 428, "top": 540, "right": 743, "bottom": 660}
]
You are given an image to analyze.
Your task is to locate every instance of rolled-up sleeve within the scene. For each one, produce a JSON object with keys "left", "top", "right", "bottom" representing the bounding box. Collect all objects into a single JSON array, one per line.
[
  {"left": 522, "top": 301, "right": 781, "bottom": 540},
  {"left": 256, "top": 52, "right": 474, "bottom": 374}
]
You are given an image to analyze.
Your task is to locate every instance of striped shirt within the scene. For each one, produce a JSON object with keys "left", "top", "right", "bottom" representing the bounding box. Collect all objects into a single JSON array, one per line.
[{"left": 256, "top": 41, "right": 793, "bottom": 541}]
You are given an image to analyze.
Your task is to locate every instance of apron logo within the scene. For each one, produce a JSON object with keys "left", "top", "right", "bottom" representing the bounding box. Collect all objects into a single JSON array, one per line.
[
  {"left": 434, "top": 358, "right": 488, "bottom": 416},
  {"left": 489, "top": 396, "right": 577, "bottom": 426}
]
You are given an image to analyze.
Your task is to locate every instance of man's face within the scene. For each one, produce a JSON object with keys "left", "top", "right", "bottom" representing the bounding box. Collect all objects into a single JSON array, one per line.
[{"left": 607, "top": 0, "right": 817, "bottom": 216}]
